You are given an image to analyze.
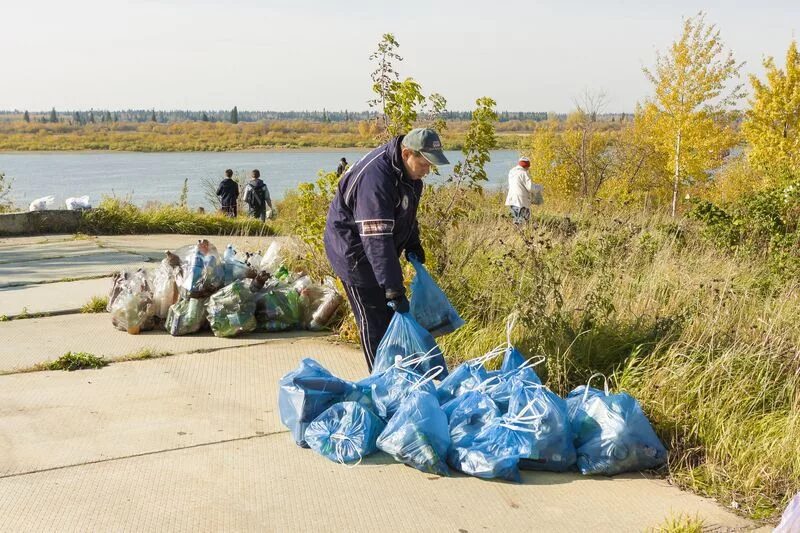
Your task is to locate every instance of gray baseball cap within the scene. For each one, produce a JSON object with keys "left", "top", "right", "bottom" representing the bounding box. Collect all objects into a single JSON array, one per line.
[{"left": 402, "top": 128, "right": 450, "bottom": 166}]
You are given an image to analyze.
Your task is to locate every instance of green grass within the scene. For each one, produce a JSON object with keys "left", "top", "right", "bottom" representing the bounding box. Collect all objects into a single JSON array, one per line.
[
  {"left": 46, "top": 352, "right": 108, "bottom": 371},
  {"left": 276, "top": 184, "right": 800, "bottom": 522},
  {"left": 78, "top": 197, "right": 276, "bottom": 236},
  {"left": 649, "top": 513, "right": 705, "bottom": 532},
  {"left": 80, "top": 295, "right": 108, "bottom": 313},
  {"left": 120, "top": 347, "right": 172, "bottom": 361}
]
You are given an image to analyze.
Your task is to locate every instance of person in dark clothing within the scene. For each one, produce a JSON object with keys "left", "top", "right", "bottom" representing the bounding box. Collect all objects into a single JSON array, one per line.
[
  {"left": 243, "top": 169, "right": 273, "bottom": 221},
  {"left": 336, "top": 157, "right": 348, "bottom": 177},
  {"left": 323, "top": 128, "right": 449, "bottom": 370},
  {"left": 216, "top": 169, "right": 239, "bottom": 217}
]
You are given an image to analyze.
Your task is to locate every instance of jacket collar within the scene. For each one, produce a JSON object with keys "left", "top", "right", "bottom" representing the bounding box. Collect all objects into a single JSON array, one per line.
[{"left": 387, "top": 135, "right": 408, "bottom": 182}]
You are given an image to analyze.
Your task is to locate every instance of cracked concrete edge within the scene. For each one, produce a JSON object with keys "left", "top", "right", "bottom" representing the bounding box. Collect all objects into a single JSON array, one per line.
[
  {"left": 0, "top": 429, "right": 290, "bottom": 481},
  {"left": 0, "top": 332, "right": 347, "bottom": 376}
]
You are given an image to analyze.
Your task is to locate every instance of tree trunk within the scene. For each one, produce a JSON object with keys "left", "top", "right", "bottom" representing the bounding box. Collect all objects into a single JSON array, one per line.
[{"left": 671, "top": 130, "right": 682, "bottom": 218}]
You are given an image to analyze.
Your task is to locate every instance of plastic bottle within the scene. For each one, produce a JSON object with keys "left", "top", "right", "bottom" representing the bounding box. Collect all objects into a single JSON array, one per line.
[{"left": 223, "top": 244, "right": 236, "bottom": 262}]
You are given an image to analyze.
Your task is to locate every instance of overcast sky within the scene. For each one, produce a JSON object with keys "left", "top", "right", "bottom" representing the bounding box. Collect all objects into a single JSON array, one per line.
[{"left": 2, "top": 0, "right": 797, "bottom": 112}]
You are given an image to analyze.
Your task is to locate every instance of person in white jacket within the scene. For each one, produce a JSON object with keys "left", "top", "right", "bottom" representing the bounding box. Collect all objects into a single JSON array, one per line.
[{"left": 505, "top": 156, "right": 542, "bottom": 224}]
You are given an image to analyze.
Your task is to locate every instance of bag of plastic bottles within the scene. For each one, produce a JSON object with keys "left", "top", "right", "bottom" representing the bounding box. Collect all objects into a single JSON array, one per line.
[
  {"left": 297, "top": 277, "right": 344, "bottom": 331},
  {"left": 567, "top": 373, "right": 668, "bottom": 475},
  {"left": 357, "top": 353, "right": 442, "bottom": 421},
  {"left": 499, "top": 314, "right": 542, "bottom": 384},
  {"left": 109, "top": 270, "right": 156, "bottom": 334},
  {"left": 65, "top": 195, "right": 91, "bottom": 210},
  {"left": 476, "top": 356, "right": 544, "bottom": 413},
  {"left": 278, "top": 358, "right": 363, "bottom": 448},
  {"left": 222, "top": 249, "right": 255, "bottom": 287},
  {"left": 507, "top": 378, "right": 576, "bottom": 472},
  {"left": 436, "top": 345, "right": 505, "bottom": 404},
  {"left": 442, "top": 390, "right": 500, "bottom": 448},
  {"left": 305, "top": 402, "right": 386, "bottom": 465},
  {"left": 372, "top": 311, "right": 448, "bottom": 379},
  {"left": 408, "top": 257, "right": 464, "bottom": 338},
  {"left": 176, "top": 240, "right": 224, "bottom": 298},
  {"left": 376, "top": 389, "right": 451, "bottom": 476},
  {"left": 206, "top": 279, "right": 257, "bottom": 337},
  {"left": 447, "top": 396, "right": 541, "bottom": 482},
  {"left": 152, "top": 251, "right": 182, "bottom": 321},
  {"left": 253, "top": 281, "right": 301, "bottom": 332},
  {"left": 259, "top": 241, "right": 284, "bottom": 273},
  {"left": 165, "top": 297, "right": 208, "bottom": 336},
  {"left": 29, "top": 195, "right": 55, "bottom": 211}
]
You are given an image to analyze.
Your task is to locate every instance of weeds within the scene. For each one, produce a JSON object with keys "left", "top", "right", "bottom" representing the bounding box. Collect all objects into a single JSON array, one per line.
[
  {"left": 46, "top": 352, "right": 108, "bottom": 371},
  {"left": 120, "top": 347, "right": 172, "bottom": 361},
  {"left": 78, "top": 197, "right": 276, "bottom": 236},
  {"left": 649, "top": 513, "right": 705, "bottom": 533},
  {"left": 80, "top": 295, "right": 108, "bottom": 313}
]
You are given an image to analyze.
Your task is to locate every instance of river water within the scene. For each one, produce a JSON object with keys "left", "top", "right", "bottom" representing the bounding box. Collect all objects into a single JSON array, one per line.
[{"left": 0, "top": 150, "right": 519, "bottom": 209}]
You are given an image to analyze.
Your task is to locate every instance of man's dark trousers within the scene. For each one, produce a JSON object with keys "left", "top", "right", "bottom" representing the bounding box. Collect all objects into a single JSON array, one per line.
[{"left": 341, "top": 283, "right": 394, "bottom": 371}]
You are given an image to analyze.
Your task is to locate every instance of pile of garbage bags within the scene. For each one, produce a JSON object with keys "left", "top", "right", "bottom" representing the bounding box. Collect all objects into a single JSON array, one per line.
[
  {"left": 279, "top": 315, "right": 667, "bottom": 481},
  {"left": 108, "top": 239, "right": 344, "bottom": 338}
]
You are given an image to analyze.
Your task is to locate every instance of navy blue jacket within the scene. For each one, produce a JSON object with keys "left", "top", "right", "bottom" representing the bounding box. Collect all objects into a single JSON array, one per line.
[
  {"left": 324, "top": 136, "right": 422, "bottom": 292},
  {"left": 216, "top": 178, "right": 239, "bottom": 208}
]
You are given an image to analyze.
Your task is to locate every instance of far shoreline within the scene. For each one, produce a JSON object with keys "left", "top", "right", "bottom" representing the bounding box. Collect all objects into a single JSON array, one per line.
[{"left": 0, "top": 146, "right": 373, "bottom": 155}]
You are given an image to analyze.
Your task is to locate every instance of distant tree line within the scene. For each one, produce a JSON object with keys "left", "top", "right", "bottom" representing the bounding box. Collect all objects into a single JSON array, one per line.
[{"left": 0, "top": 108, "right": 584, "bottom": 124}]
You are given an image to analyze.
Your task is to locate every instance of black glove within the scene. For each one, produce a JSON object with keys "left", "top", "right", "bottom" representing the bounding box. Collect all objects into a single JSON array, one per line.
[
  {"left": 405, "top": 247, "right": 425, "bottom": 264},
  {"left": 385, "top": 289, "right": 410, "bottom": 314}
]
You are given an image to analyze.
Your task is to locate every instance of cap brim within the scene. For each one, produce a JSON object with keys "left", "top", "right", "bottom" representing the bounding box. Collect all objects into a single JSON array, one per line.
[{"left": 420, "top": 150, "right": 450, "bottom": 166}]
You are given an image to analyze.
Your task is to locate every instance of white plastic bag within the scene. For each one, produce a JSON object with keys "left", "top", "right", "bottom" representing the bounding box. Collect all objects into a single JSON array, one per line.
[
  {"left": 29, "top": 195, "right": 55, "bottom": 212},
  {"left": 65, "top": 195, "right": 91, "bottom": 210},
  {"left": 775, "top": 492, "right": 800, "bottom": 533},
  {"left": 260, "top": 241, "right": 283, "bottom": 273}
]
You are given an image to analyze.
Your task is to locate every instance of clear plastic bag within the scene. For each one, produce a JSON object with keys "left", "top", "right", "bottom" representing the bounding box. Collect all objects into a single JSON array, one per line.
[
  {"left": 253, "top": 281, "right": 301, "bottom": 332},
  {"left": 567, "top": 373, "right": 668, "bottom": 475},
  {"left": 165, "top": 297, "right": 208, "bottom": 336},
  {"left": 176, "top": 240, "right": 224, "bottom": 298},
  {"left": 152, "top": 254, "right": 181, "bottom": 320},
  {"left": 376, "top": 390, "right": 451, "bottom": 476},
  {"left": 278, "top": 358, "right": 362, "bottom": 448},
  {"left": 109, "top": 270, "right": 155, "bottom": 334},
  {"left": 408, "top": 257, "right": 464, "bottom": 337},
  {"left": 775, "top": 492, "right": 800, "bottom": 533},
  {"left": 206, "top": 279, "right": 257, "bottom": 337},
  {"left": 298, "top": 277, "right": 344, "bottom": 331},
  {"left": 65, "top": 195, "right": 91, "bottom": 210},
  {"left": 259, "top": 241, "right": 283, "bottom": 273},
  {"left": 29, "top": 195, "right": 55, "bottom": 211},
  {"left": 305, "top": 402, "right": 385, "bottom": 465},
  {"left": 372, "top": 311, "right": 448, "bottom": 379}
]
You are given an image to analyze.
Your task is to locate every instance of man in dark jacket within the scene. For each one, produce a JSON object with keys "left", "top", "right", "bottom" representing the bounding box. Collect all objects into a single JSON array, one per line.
[
  {"left": 216, "top": 169, "right": 239, "bottom": 217},
  {"left": 243, "top": 169, "right": 272, "bottom": 221},
  {"left": 324, "top": 128, "right": 449, "bottom": 370}
]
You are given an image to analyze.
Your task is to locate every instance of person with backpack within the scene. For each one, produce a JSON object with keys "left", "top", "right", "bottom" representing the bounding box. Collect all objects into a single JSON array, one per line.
[
  {"left": 216, "top": 169, "right": 239, "bottom": 217},
  {"left": 243, "top": 169, "right": 273, "bottom": 221}
]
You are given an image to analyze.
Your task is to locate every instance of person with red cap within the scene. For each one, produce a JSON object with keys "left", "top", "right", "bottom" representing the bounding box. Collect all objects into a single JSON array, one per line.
[{"left": 505, "top": 156, "right": 543, "bottom": 224}]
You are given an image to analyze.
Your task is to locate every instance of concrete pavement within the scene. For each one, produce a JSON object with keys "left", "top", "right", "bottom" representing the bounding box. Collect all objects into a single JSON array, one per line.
[
  {"left": 0, "top": 341, "right": 759, "bottom": 532},
  {"left": 0, "top": 232, "right": 768, "bottom": 531}
]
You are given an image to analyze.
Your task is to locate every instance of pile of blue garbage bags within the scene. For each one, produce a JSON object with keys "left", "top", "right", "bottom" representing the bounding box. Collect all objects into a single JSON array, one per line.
[{"left": 278, "top": 260, "right": 667, "bottom": 481}]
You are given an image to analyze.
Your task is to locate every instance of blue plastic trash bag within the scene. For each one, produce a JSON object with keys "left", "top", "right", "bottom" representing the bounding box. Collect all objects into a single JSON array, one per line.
[
  {"left": 376, "top": 390, "right": 451, "bottom": 476},
  {"left": 443, "top": 390, "right": 500, "bottom": 448},
  {"left": 447, "top": 446, "right": 521, "bottom": 482},
  {"left": 408, "top": 257, "right": 465, "bottom": 338},
  {"left": 478, "top": 368, "right": 540, "bottom": 413},
  {"left": 278, "top": 358, "right": 362, "bottom": 447},
  {"left": 500, "top": 346, "right": 543, "bottom": 384},
  {"left": 436, "top": 359, "right": 490, "bottom": 404},
  {"left": 358, "top": 362, "right": 439, "bottom": 421},
  {"left": 507, "top": 379, "right": 576, "bottom": 472},
  {"left": 305, "top": 402, "right": 386, "bottom": 464},
  {"left": 372, "top": 312, "right": 449, "bottom": 379},
  {"left": 568, "top": 376, "right": 667, "bottom": 475}
]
